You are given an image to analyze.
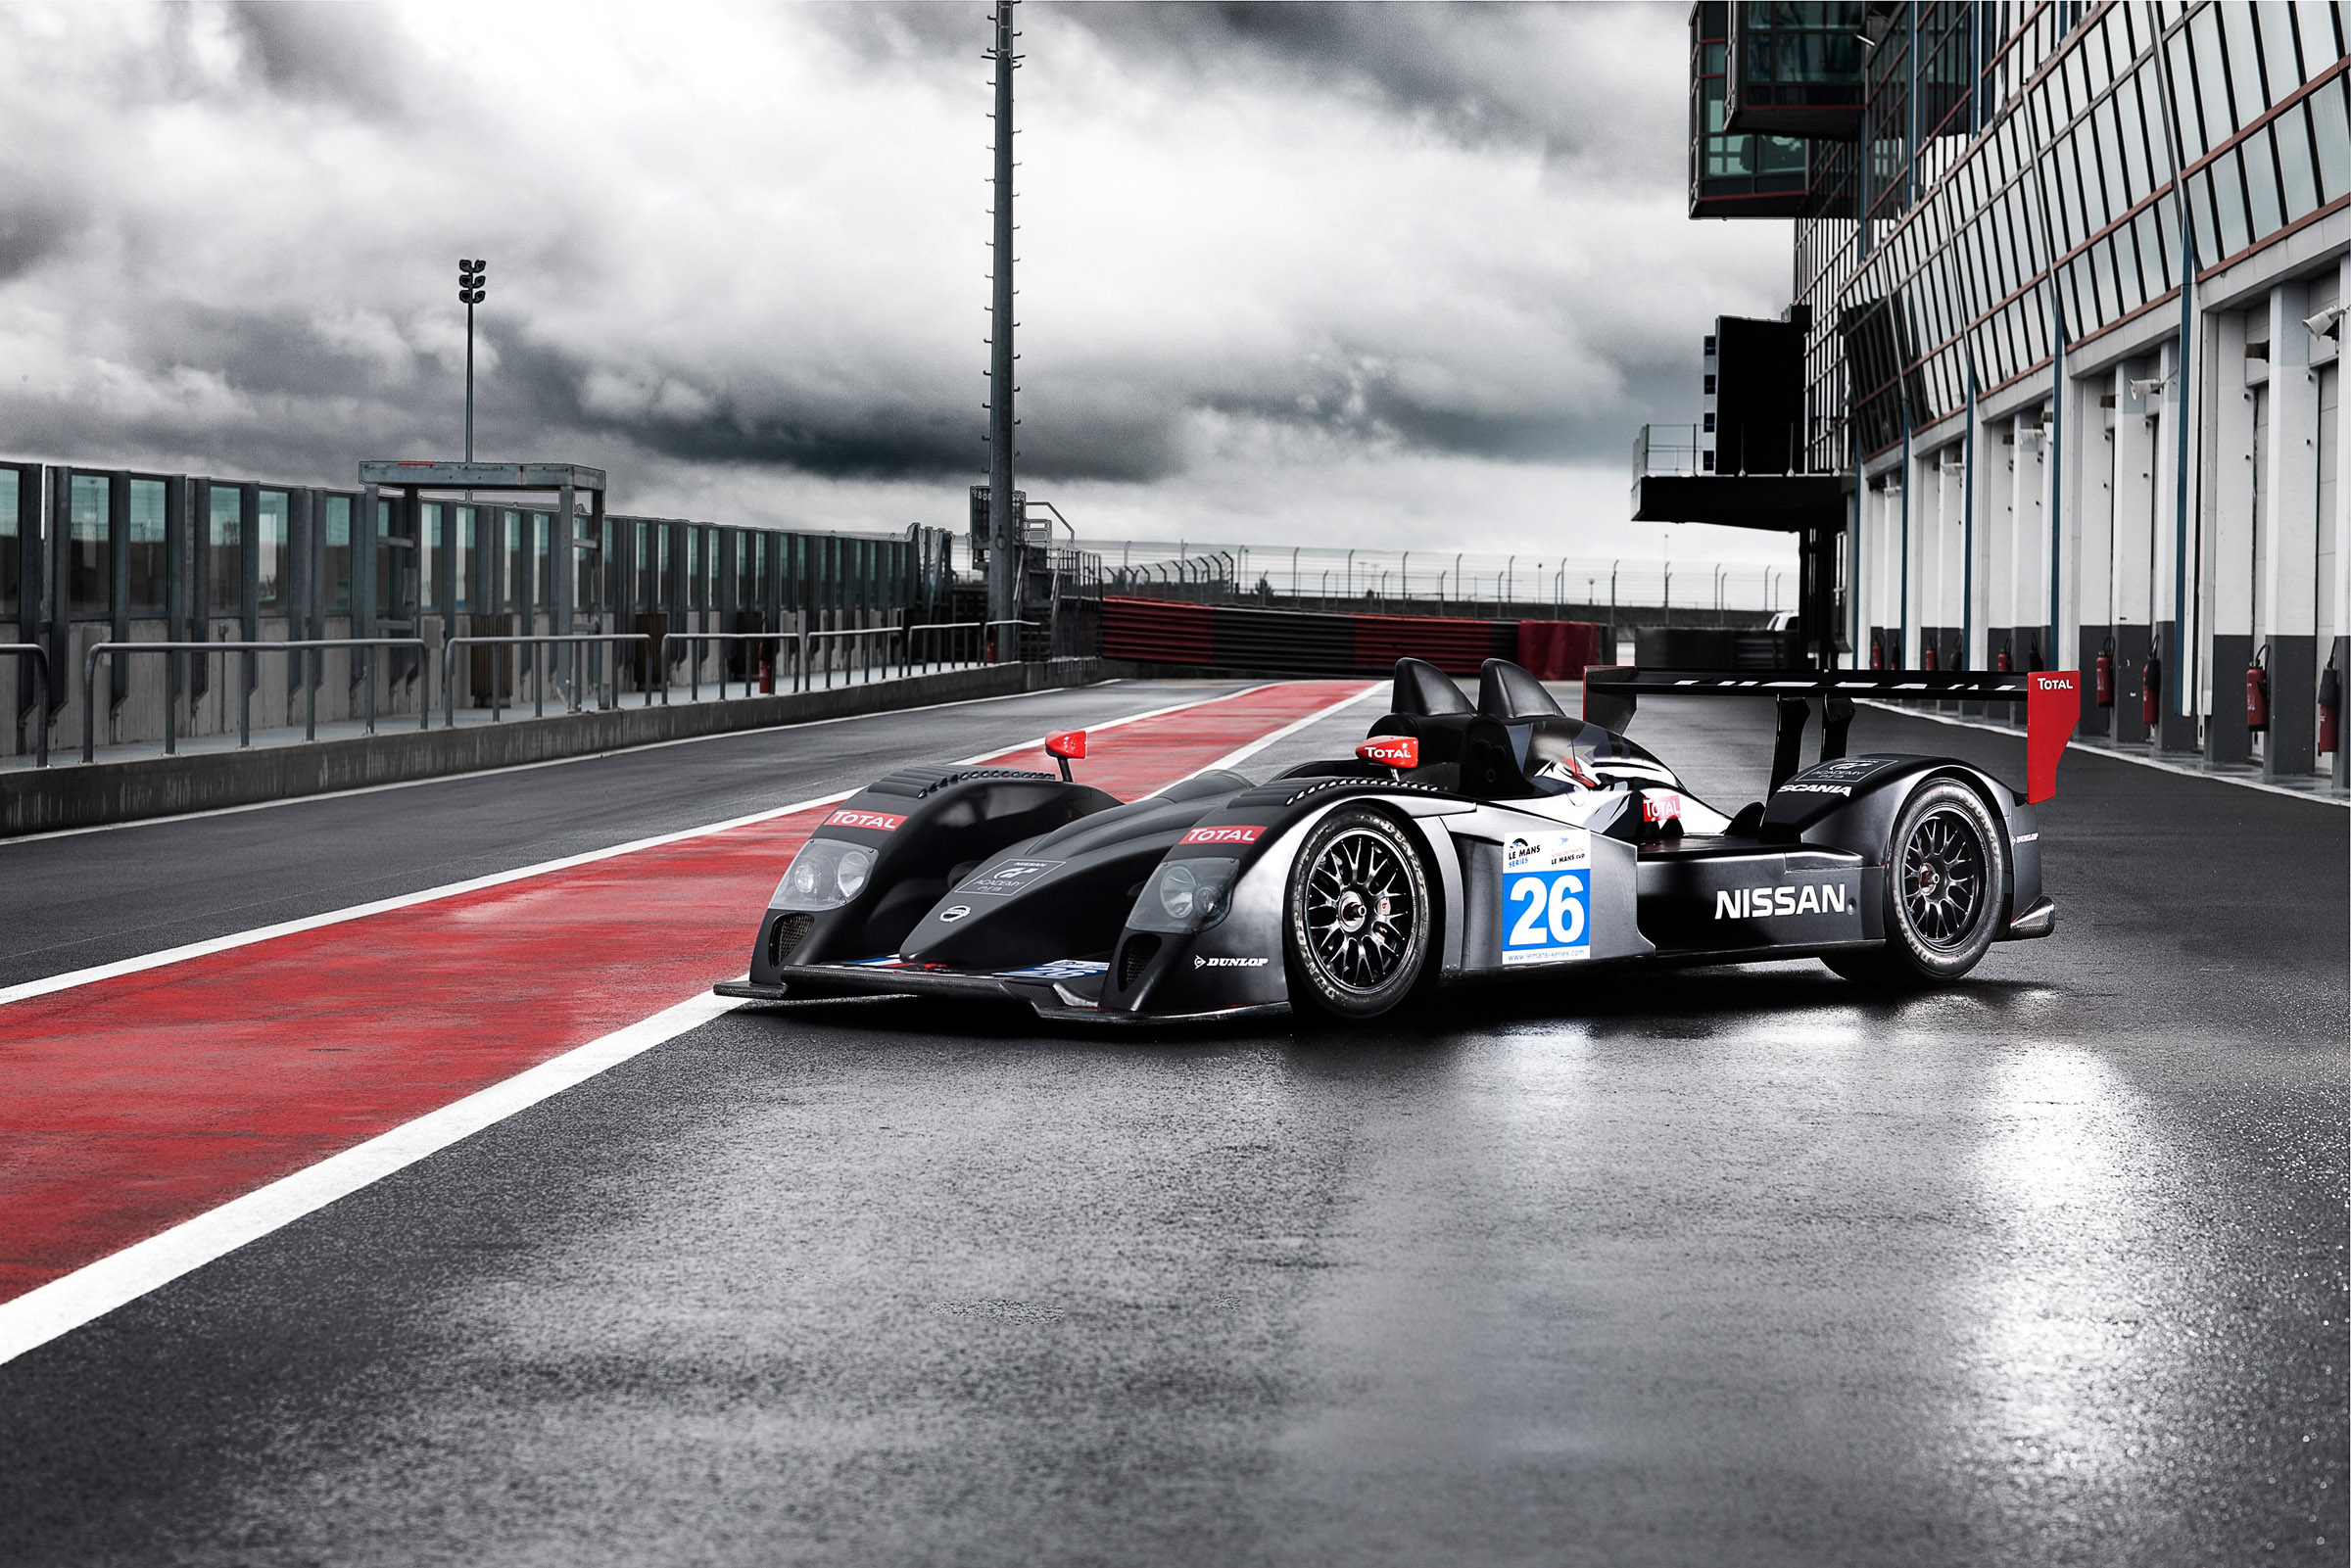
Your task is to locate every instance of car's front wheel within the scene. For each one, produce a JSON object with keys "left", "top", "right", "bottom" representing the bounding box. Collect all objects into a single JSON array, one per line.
[
  {"left": 1823, "top": 779, "right": 2008, "bottom": 987},
  {"left": 1284, "top": 807, "right": 1431, "bottom": 1020}
]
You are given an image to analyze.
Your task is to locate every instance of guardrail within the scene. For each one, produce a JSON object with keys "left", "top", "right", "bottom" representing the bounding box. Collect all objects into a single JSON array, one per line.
[
  {"left": 3, "top": 642, "right": 51, "bottom": 769},
  {"left": 84, "top": 638, "right": 432, "bottom": 763},
  {"left": 443, "top": 632, "right": 654, "bottom": 724},
  {"left": 799, "top": 626, "right": 899, "bottom": 690},
  {"left": 906, "top": 620, "right": 987, "bottom": 675},
  {"left": 47, "top": 618, "right": 1067, "bottom": 767},
  {"left": 657, "top": 631, "right": 792, "bottom": 703}
]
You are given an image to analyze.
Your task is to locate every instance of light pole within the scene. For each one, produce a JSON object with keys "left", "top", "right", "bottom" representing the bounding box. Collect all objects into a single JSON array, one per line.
[
  {"left": 1506, "top": 555, "right": 1515, "bottom": 608},
  {"left": 1401, "top": 551, "right": 1411, "bottom": 601},
  {"left": 1345, "top": 548, "right": 1356, "bottom": 601},
  {"left": 457, "top": 259, "right": 486, "bottom": 460}
]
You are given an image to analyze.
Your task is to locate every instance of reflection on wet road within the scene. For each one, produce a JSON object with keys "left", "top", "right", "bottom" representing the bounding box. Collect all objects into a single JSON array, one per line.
[{"left": 0, "top": 686, "right": 2340, "bottom": 1566}]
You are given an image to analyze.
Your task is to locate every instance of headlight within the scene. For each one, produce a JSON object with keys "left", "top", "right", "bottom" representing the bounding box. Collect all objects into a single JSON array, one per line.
[
  {"left": 1129, "top": 857, "right": 1239, "bottom": 934},
  {"left": 1159, "top": 863, "right": 1200, "bottom": 921},
  {"left": 835, "top": 846, "right": 873, "bottom": 899},
  {"left": 772, "top": 838, "right": 878, "bottom": 912}
]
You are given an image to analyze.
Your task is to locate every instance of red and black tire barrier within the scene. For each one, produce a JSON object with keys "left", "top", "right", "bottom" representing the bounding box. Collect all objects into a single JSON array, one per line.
[{"left": 1100, "top": 597, "right": 1603, "bottom": 680}]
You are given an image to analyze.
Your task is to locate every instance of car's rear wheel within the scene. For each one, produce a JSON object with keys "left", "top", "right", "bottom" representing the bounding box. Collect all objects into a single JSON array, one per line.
[
  {"left": 1284, "top": 807, "right": 1431, "bottom": 1020},
  {"left": 1823, "top": 779, "right": 2007, "bottom": 987}
]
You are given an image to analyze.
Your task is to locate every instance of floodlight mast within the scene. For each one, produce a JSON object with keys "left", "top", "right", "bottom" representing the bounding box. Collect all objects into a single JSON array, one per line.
[
  {"left": 984, "top": 3, "right": 1021, "bottom": 636},
  {"left": 457, "top": 259, "right": 488, "bottom": 461}
]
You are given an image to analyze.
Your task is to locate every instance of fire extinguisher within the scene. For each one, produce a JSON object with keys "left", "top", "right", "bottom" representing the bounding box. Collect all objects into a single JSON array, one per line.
[
  {"left": 2141, "top": 651, "right": 2161, "bottom": 729},
  {"left": 1921, "top": 641, "right": 1938, "bottom": 671},
  {"left": 759, "top": 655, "right": 775, "bottom": 695},
  {"left": 1871, "top": 636, "right": 1885, "bottom": 671},
  {"left": 1995, "top": 640, "right": 2013, "bottom": 673},
  {"left": 2320, "top": 656, "right": 2341, "bottom": 754},
  {"left": 2094, "top": 637, "right": 2115, "bottom": 707},
  {"left": 2246, "top": 645, "right": 2270, "bottom": 733}
]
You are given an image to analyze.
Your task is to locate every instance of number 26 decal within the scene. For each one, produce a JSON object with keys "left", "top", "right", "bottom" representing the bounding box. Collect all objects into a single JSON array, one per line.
[{"left": 1506, "top": 872, "right": 1586, "bottom": 954}]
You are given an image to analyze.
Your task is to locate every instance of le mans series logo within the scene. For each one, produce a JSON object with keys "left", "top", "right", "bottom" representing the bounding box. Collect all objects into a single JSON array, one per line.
[{"left": 1501, "top": 829, "right": 1592, "bottom": 966}]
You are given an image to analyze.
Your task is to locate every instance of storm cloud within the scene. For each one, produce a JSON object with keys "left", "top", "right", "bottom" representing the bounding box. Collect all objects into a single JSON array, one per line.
[{"left": 0, "top": 1, "right": 1793, "bottom": 560}]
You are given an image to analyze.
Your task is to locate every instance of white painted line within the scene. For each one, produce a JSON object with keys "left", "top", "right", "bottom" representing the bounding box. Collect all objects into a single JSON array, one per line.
[
  {"left": 1857, "top": 699, "right": 2351, "bottom": 808},
  {"left": 0, "top": 680, "right": 1282, "bottom": 1009},
  {"left": 0, "top": 989, "right": 740, "bottom": 1368},
  {"left": 0, "top": 673, "right": 1191, "bottom": 846},
  {"left": 0, "top": 678, "right": 1330, "bottom": 1359},
  {"left": 1179, "top": 682, "right": 1385, "bottom": 782}
]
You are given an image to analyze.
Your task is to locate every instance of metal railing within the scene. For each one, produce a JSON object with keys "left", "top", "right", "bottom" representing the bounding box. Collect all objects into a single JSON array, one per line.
[
  {"left": 84, "top": 638, "right": 431, "bottom": 763},
  {"left": 656, "top": 631, "right": 794, "bottom": 703},
  {"left": 905, "top": 620, "right": 989, "bottom": 674},
  {"left": 2, "top": 643, "right": 51, "bottom": 768},
  {"left": 443, "top": 633, "right": 655, "bottom": 724},
  {"left": 800, "top": 626, "right": 901, "bottom": 690}
]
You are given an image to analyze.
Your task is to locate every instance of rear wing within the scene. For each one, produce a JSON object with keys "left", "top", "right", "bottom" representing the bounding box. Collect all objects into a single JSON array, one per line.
[{"left": 1581, "top": 667, "right": 2082, "bottom": 803}]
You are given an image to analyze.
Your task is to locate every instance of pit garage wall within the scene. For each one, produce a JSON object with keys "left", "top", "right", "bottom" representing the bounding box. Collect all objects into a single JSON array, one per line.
[
  {"left": 1850, "top": 242, "right": 2350, "bottom": 785},
  {"left": 1099, "top": 596, "right": 1606, "bottom": 681},
  {"left": 1, "top": 468, "right": 955, "bottom": 761}
]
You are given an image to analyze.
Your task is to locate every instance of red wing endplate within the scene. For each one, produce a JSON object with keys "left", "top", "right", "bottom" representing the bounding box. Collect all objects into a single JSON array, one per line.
[{"left": 2025, "top": 671, "right": 2081, "bottom": 803}]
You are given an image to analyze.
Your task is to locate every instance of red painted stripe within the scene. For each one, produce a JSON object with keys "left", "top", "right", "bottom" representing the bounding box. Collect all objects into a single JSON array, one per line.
[{"left": 0, "top": 683, "right": 1364, "bottom": 1302}]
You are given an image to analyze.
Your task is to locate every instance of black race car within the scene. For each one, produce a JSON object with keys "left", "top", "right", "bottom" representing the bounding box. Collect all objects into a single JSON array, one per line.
[{"left": 716, "top": 657, "right": 2083, "bottom": 1023}]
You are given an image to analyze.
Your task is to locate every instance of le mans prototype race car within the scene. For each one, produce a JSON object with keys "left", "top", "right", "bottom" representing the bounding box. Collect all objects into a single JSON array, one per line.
[{"left": 715, "top": 658, "right": 2083, "bottom": 1024}]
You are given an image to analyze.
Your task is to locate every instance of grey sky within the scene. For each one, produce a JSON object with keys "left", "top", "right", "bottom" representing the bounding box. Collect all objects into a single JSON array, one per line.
[{"left": 0, "top": 1, "right": 1794, "bottom": 565}]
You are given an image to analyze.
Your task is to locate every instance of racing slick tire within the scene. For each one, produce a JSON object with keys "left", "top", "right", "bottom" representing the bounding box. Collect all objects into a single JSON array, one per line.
[
  {"left": 1824, "top": 779, "right": 2008, "bottom": 988},
  {"left": 1284, "top": 807, "right": 1432, "bottom": 1022}
]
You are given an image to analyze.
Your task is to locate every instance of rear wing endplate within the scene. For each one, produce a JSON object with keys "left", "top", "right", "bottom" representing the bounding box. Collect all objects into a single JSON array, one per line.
[{"left": 1581, "top": 667, "right": 2083, "bottom": 803}]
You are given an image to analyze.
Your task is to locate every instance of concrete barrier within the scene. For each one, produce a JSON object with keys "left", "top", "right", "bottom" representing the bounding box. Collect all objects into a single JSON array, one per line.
[{"left": 2, "top": 659, "right": 1109, "bottom": 838}]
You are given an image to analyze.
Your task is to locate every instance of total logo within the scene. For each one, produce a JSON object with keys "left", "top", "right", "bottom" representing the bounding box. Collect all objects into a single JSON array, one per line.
[
  {"left": 1714, "top": 882, "right": 1852, "bottom": 919},
  {"left": 1642, "top": 791, "right": 1683, "bottom": 825},
  {"left": 1179, "top": 825, "right": 1265, "bottom": 846},
  {"left": 1194, "top": 955, "right": 1271, "bottom": 969},
  {"left": 825, "top": 809, "right": 906, "bottom": 832}
]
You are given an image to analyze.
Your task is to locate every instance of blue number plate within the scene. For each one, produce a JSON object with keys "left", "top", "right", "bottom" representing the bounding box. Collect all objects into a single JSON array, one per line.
[{"left": 1501, "top": 829, "right": 1592, "bottom": 967}]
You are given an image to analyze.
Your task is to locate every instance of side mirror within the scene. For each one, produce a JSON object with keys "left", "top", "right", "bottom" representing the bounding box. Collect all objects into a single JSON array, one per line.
[{"left": 1046, "top": 730, "right": 1086, "bottom": 782}]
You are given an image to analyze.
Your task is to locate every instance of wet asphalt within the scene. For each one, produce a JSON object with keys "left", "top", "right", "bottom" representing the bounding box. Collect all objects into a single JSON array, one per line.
[{"left": 0, "top": 683, "right": 2343, "bottom": 1566}]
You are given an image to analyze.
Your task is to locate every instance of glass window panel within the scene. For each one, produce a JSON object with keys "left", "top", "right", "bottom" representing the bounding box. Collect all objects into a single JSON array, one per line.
[
  {"left": 504, "top": 511, "right": 522, "bottom": 611},
  {"left": 2243, "top": 126, "right": 2284, "bottom": 236},
  {"left": 2213, "top": 148, "right": 2252, "bottom": 254},
  {"left": 2168, "top": 29, "right": 2207, "bottom": 161},
  {"left": 324, "top": 498, "right": 351, "bottom": 613},
  {"left": 2296, "top": 3, "right": 2343, "bottom": 61},
  {"left": 127, "top": 479, "right": 166, "bottom": 616},
  {"left": 0, "top": 469, "right": 17, "bottom": 619},
  {"left": 2277, "top": 102, "right": 2322, "bottom": 218},
  {"left": 207, "top": 486, "right": 241, "bottom": 616},
  {"left": 2097, "top": 100, "right": 2129, "bottom": 217},
  {"left": 256, "top": 490, "right": 287, "bottom": 612},
  {"left": 2189, "top": 4, "right": 2232, "bottom": 135},
  {"left": 419, "top": 503, "right": 441, "bottom": 614},
  {"left": 533, "top": 512, "right": 550, "bottom": 603},
  {"left": 2314, "top": 77, "right": 2351, "bottom": 201},
  {"left": 2259, "top": 2, "right": 2306, "bottom": 90},
  {"left": 2221, "top": 2, "right": 2265, "bottom": 121},
  {"left": 68, "top": 474, "right": 108, "bottom": 615}
]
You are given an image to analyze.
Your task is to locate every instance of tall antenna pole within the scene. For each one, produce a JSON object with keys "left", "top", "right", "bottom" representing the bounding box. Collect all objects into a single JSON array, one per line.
[{"left": 984, "top": 2, "right": 1020, "bottom": 634}]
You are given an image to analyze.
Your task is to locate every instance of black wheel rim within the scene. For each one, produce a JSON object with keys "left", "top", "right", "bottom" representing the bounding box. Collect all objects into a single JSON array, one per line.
[
  {"left": 1303, "top": 828, "right": 1416, "bottom": 992},
  {"left": 1901, "top": 807, "right": 1987, "bottom": 948}
]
